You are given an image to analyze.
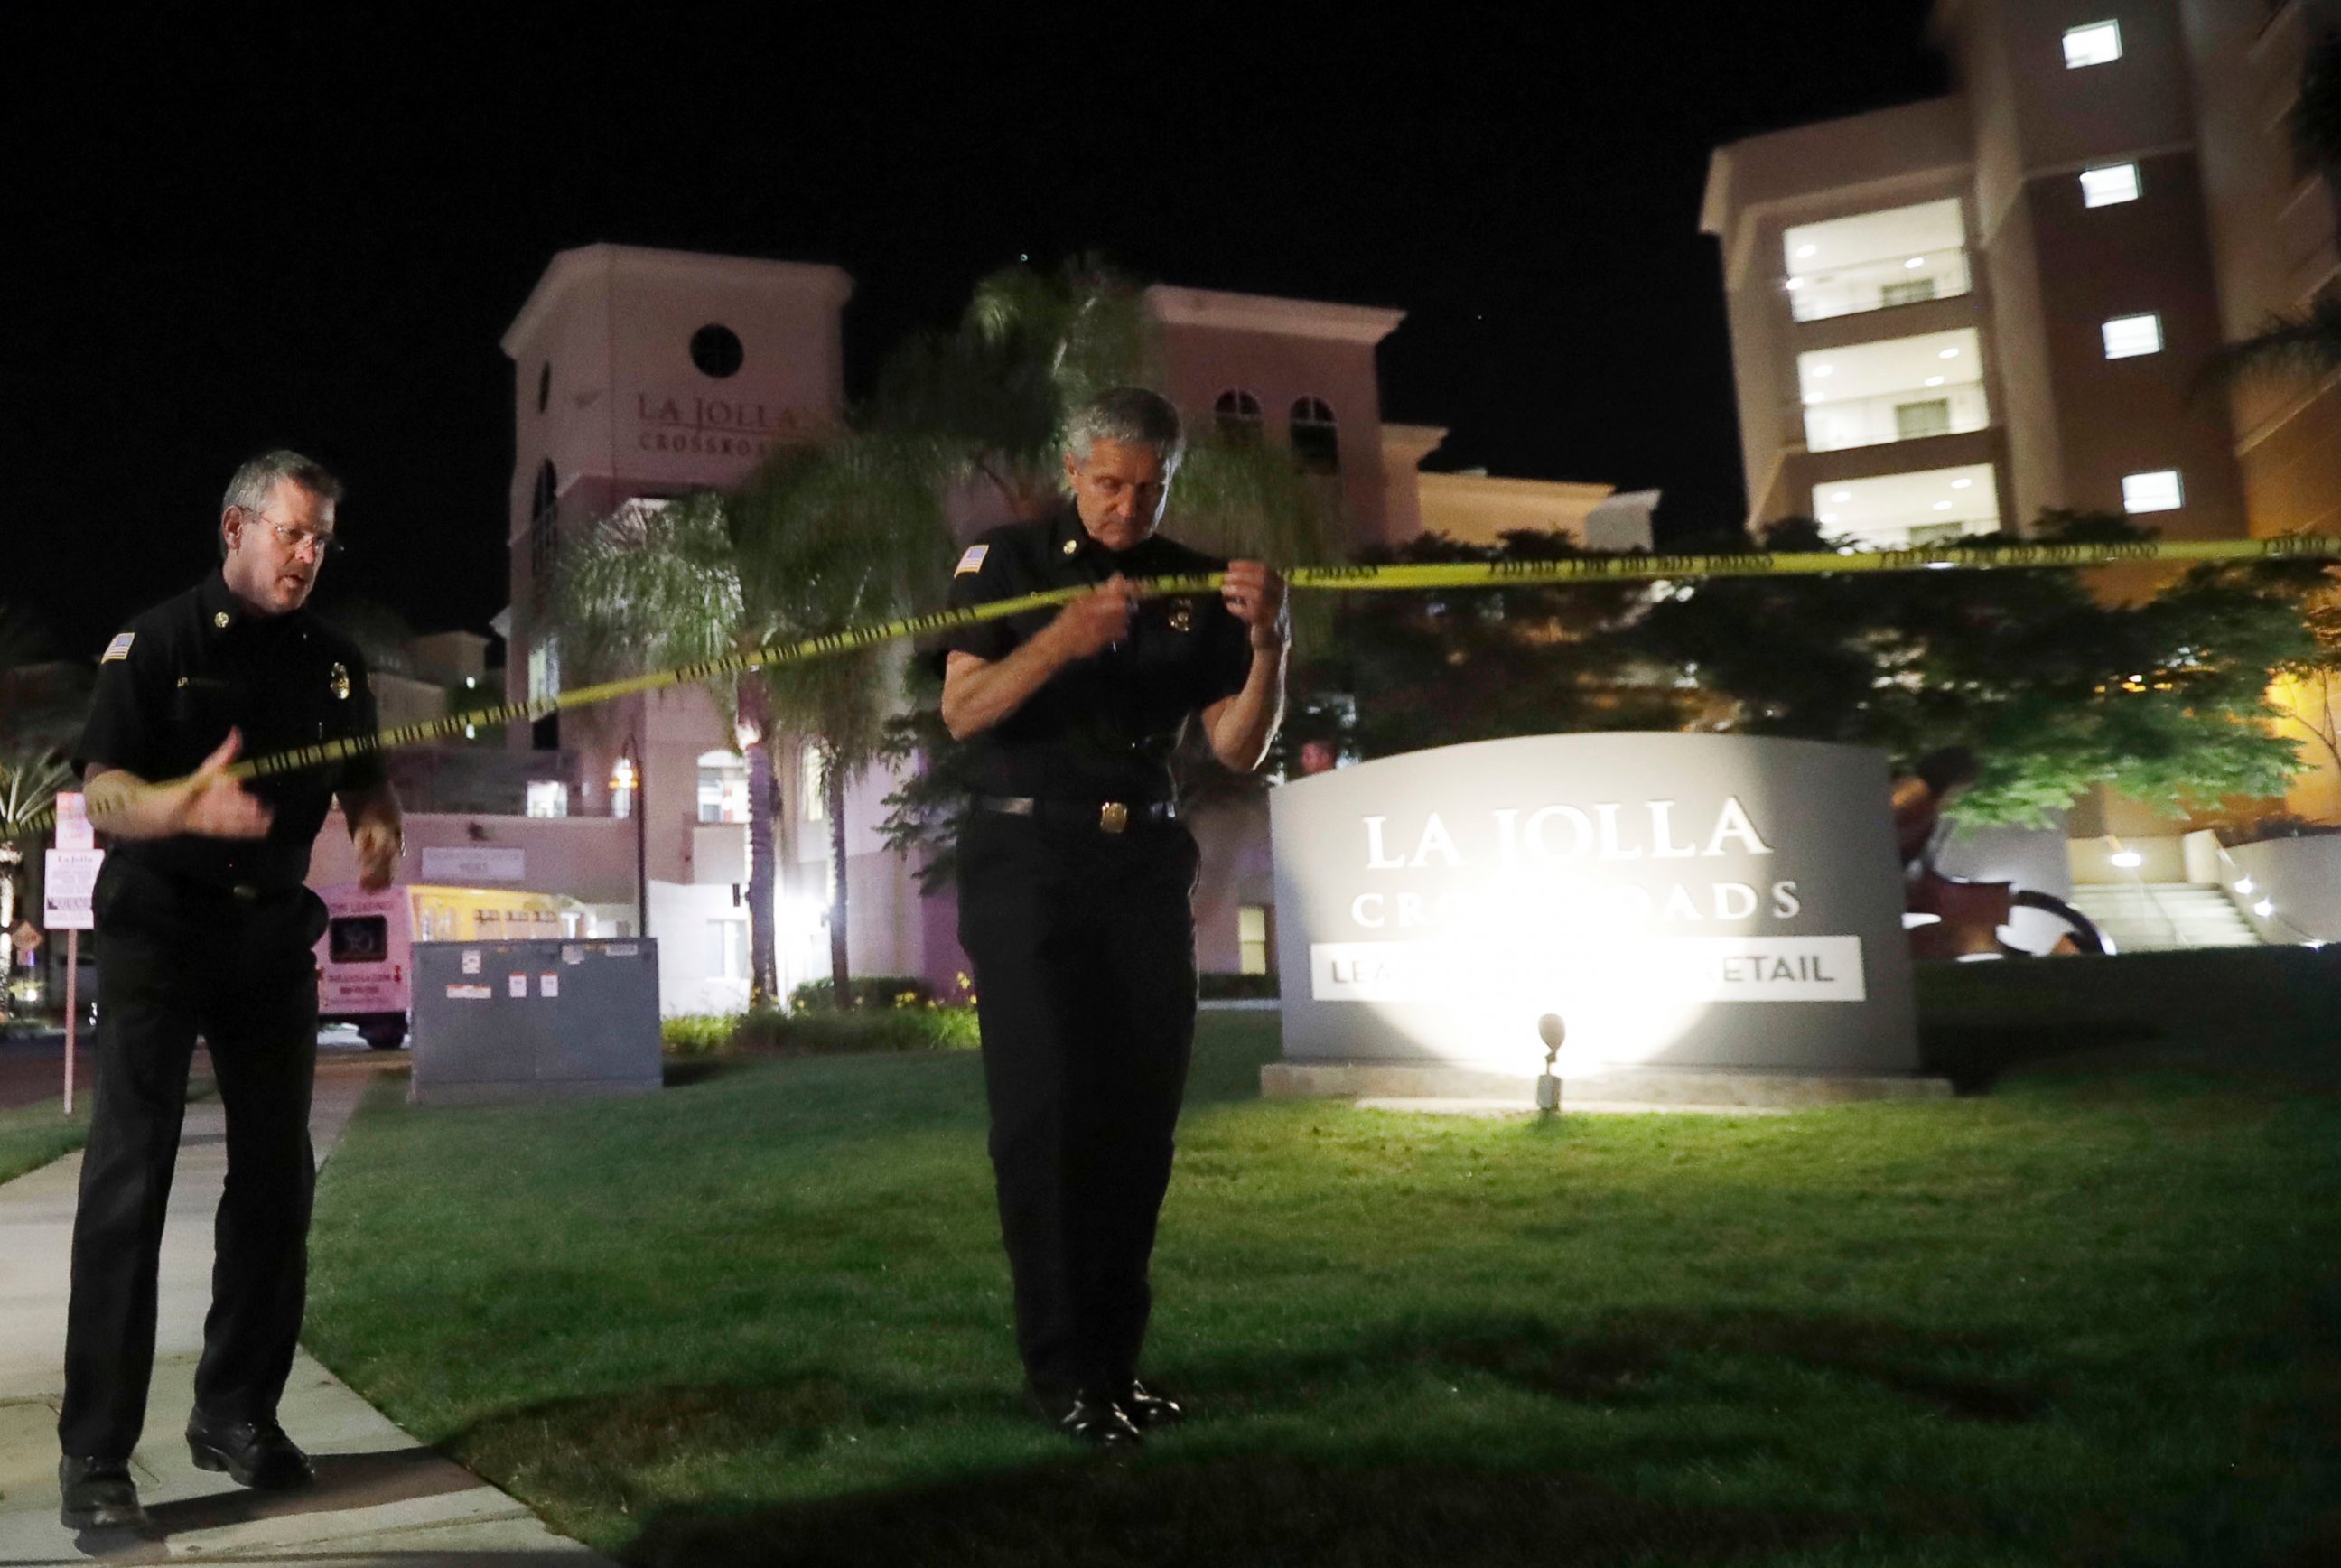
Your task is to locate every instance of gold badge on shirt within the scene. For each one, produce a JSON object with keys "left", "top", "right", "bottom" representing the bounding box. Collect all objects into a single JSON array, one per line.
[
  {"left": 1168, "top": 603, "right": 1194, "bottom": 633},
  {"left": 329, "top": 662, "right": 351, "bottom": 701}
]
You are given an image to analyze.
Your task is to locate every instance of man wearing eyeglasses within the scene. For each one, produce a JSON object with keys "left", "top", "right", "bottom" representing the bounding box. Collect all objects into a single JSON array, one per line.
[{"left": 56, "top": 450, "right": 402, "bottom": 1535}]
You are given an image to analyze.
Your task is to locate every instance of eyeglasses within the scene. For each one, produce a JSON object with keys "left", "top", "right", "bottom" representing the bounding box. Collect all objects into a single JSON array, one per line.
[{"left": 238, "top": 509, "right": 342, "bottom": 557}]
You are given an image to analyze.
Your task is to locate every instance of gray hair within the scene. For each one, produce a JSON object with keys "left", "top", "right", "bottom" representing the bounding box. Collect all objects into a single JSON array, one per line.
[
  {"left": 222, "top": 449, "right": 343, "bottom": 518},
  {"left": 1064, "top": 387, "right": 1185, "bottom": 474}
]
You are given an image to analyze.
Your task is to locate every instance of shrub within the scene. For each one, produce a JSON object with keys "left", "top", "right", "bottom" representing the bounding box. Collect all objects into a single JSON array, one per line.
[
  {"left": 732, "top": 1003, "right": 977, "bottom": 1056},
  {"left": 786, "top": 975, "right": 935, "bottom": 1012},
  {"left": 2215, "top": 812, "right": 2341, "bottom": 847},
  {"left": 660, "top": 1014, "right": 738, "bottom": 1056}
]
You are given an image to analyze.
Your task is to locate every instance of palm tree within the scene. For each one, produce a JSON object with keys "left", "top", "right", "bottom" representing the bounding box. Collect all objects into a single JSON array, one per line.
[
  {"left": 2205, "top": 30, "right": 2341, "bottom": 391},
  {"left": 555, "top": 494, "right": 776, "bottom": 1000},
  {"left": 871, "top": 258, "right": 1345, "bottom": 881},
  {"left": 726, "top": 435, "right": 950, "bottom": 1006}
]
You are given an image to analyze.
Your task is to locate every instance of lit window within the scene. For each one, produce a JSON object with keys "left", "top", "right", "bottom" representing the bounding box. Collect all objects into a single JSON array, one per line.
[
  {"left": 2063, "top": 21, "right": 2122, "bottom": 68},
  {"left": 2102, "top": 313, "right": 2163, "bottom": 359},
  {"left": 1214, "top": 388, "right": 1263, "bottom": 442},
  {"left": 2122, "top": 471, "right": 2185, "bottom": 514},
  {"left": 802, "top": 748, "right": 825, "bottom": 821},
  {"left": 1237, "top": 906, "right": 1271, "bottom": 975},
  {"left": 2081, "top": 163, "right": 2141, "bottom": 207},
  {"left": 1290, "top": 397, "right": 1339, "bottom": 474},
  {"left": 526, "top": 780, "right": 569, "bottom": 819},
  {"left": 697, "top": 751, "right": 750, "bottom": 824}
]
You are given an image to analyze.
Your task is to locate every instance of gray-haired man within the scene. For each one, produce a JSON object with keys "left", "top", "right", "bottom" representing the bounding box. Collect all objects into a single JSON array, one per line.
[
  {"left": 939, "top": 387, "right": 1288, "bottom": 1446},
  {"left": 58, "top": 451, "right": 401, "bottom": 1534}
]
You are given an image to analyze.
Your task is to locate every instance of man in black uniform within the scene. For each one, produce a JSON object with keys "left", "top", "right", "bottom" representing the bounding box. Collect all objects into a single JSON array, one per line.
[
  {"left": 58, "top": 451, "right": 402, "bottom": 1534},
  {"left": 940, "top": 387, "right": 1288, "bottom": 1448}
]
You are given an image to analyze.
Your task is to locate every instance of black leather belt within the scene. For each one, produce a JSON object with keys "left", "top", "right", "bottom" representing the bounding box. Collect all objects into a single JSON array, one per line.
[{"left": 972, "top": 794, "right": 1179, "bottom": 834}]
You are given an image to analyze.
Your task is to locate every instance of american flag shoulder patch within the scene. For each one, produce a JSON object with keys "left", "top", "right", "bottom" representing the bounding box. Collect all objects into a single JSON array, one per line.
[
  {"left": 101, "top": 632, "right": 135, "bottom": 663},
  {"left": 954, "top": 545, "right": 989, "bottom": 576}
]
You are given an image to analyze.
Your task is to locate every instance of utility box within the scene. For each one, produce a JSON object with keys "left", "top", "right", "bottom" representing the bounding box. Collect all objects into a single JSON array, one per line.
[{"left": 411, "top": 938, "right": 661, "bottom": 1106}]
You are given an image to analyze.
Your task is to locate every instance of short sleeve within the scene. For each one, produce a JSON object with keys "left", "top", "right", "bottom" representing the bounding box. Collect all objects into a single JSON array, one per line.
[
  {"left": 74, "top": 627, "right": 164, "bottom": 779},
  {"left": 336, "top": 648, "right": 390, "bottom": 796},
  {"left": 938, "top": 538, "right": 1017, "bottom": 666},
  {"left": 1193, "top": 601, "right": 1255, "bottom": 709}
]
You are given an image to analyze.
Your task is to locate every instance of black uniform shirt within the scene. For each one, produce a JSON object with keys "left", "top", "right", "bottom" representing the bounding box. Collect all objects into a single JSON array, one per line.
[
  {"left": 76, "top": 571, "right": 387, "bottom": 893},
  {"left": 941, "top": 508, "right": 1255, "bottom": 803}
]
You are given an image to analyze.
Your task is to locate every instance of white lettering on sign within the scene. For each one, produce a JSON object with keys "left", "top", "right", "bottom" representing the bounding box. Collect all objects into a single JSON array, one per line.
[
  {"left": 423, "top": 846, "right": 526, "bottom": 883},
  {"left": 1310, "top": 936, "right": 1867, "bottom": 1004},
  {"left": 1367, "top": 796, "right": 1773, "bottom": 871},
  {"left": 446, "top": 984, "right": 492, "bottom": 1001}
]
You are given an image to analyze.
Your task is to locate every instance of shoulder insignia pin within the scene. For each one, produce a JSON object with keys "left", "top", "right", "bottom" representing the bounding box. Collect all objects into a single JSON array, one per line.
[
  {"left": 1169, "top": 603, "right": 1193, "bottom": 632},
  {"left": 212, "top": 611, "right": 231, "bottom": 630},
  {"left": 329, "top": 662, "right": 350, "bottom": 701},
  {"left": 1061, "top": 537, "right": 1079, "bottom": 556},
  {"left": 101, "top": 632, "right": 135, "bottom": 663}
]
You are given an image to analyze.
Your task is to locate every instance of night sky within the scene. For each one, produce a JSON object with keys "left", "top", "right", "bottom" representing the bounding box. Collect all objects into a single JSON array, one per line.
[{"left": 12, "top": 5, "right": 1946, "bottom": 661}]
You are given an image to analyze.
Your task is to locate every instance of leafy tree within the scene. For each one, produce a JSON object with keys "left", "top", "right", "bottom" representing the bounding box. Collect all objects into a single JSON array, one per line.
[{"left": 1626, "top": 514, "right": 2328, "bottom": 823}]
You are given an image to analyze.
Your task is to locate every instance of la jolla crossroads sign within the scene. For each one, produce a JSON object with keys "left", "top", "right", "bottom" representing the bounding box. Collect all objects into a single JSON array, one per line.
[{"left": 1269, "top": 733, "right": 1918, "bottom": 1083}]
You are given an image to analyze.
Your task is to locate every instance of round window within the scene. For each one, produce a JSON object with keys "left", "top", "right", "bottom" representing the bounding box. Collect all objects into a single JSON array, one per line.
[{"left": 690, "top": 324, "right": 744, "bottom": 378}]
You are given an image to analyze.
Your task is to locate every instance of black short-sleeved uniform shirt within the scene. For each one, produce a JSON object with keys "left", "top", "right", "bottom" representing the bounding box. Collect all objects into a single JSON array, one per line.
[
  {"left": 76, "top": 571, "right": 387, "bottom": 893},
  {"left": 940, "top": 508, "right": 1254, "bottom": 803}
]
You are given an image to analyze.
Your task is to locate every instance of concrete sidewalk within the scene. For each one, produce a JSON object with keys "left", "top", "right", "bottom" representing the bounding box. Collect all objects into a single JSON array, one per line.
[{"left": 0, "top": 1050, "right": 611, "bottom": 1564}]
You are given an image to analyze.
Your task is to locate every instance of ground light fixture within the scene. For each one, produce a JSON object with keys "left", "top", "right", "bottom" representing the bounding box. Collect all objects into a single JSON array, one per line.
[{"left": 1535, "top": 1013, "right": 1566, "bottom": 1115}]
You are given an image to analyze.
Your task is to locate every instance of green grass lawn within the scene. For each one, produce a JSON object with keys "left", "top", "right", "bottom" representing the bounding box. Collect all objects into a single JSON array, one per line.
[
  {"left": 304, "top": 951, "right": 2341, "bottom": 1567},
  {"left": 0, "top": 1096, "right": 89, "bottom": 1186}
]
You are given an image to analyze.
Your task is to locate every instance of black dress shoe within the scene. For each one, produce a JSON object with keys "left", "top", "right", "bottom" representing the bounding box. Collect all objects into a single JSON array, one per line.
[
  {"left": 59, "top": 1455, "right": 153, "bottom": 1534},
  {"left": 1058, "top": 1393, "right": 1144, "bottom": 1450},
  {"left": 1120, "top": 1379, "right": 1184, "bottom": 1430},
  {"left": 185, "top": 1413, "right": 315, "bottom": 1490}
]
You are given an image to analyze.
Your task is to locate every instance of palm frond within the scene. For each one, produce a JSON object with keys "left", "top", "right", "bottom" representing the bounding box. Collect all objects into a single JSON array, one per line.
[
  {"left": 2202, "top": 298, "right": 2341, "bottom": 392},
  {"left": 554, "top": 491, "right": 747, "bottom": 714}
]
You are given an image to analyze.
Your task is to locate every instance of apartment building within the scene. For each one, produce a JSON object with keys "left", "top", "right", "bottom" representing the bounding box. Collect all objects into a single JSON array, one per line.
[{"left": 1702, "top": 0, "right": 2336, "bottom": 552}]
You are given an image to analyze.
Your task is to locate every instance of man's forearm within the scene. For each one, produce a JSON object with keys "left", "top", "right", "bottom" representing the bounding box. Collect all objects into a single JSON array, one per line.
[
  {"left": 1206, "top": 644, "right": 1289, "bottom": 772},
  {"left": 942, "top": 633, "right": 1077, "bottom": 741},
  {"left": 82, "top": 767, "right": 187, "bottom": 842}
]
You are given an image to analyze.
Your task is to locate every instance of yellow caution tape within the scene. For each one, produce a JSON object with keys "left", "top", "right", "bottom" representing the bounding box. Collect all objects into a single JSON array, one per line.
[{"left": 8, "top": 533, "right": 2336, "bottom": 841}]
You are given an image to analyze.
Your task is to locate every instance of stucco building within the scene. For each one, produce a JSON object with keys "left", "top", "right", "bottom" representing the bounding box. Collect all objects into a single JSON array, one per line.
[{"left": 312, "top": 246, "right": 1631, "bottom": 1013}]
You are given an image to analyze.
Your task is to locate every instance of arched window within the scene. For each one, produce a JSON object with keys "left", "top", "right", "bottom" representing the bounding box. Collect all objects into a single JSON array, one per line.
[
  {"left": 527, "top": 461, "right": 559, "bottom": 613},
  {"left": 697, "top": 751, "right": 750, "bottom": 823},
  {"left": 1214, "top": 388, "right": 1263, "bottom": 443},
  {"left": 1290, "top": 397, "right": 1339, "bottom": 474}
]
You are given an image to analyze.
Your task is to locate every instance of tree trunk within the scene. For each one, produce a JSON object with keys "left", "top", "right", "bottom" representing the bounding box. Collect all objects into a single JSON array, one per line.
[
  {"left": 826, "top": 747, "right": 851, "bottom": 1011},
  {"left": 741, "top": 682, "right": 778, "bottom": 1011}
]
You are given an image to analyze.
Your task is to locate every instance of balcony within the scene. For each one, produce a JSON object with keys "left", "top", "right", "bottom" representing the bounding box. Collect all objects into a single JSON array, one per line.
[
  {"left": 1799, "top": 330, "right": 1989, "bottom": 454},
  {"left": 1784, "top": 199, "right": 1970, "bottom": 324},
  {"left": 1813, "top": 464, "right": 2001, "bottom": 548}
]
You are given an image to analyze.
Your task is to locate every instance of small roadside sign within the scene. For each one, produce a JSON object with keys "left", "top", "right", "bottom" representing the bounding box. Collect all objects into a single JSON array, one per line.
[
  {"left": 11, "top": 921, "right": 41, "bottom": 955},
  {"left": 54, "top": 793, "right": 94, "bottom": 852},
  {"left": 43, "top": 848, "right": 105, "bottom": 931}
]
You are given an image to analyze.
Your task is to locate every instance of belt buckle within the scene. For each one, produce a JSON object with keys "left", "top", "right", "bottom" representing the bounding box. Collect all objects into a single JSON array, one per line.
[{"left": 1098, "top": 801, "right": 1129, "bottom": 834}]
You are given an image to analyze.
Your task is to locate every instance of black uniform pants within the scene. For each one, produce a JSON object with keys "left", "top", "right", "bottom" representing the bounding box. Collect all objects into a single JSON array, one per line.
[
  {"left": 59, "top": 860, "right": 325, "bottom": 1460},
  {"left": 956, "top": 812, "right": 1201, "bottom": 1402}
]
